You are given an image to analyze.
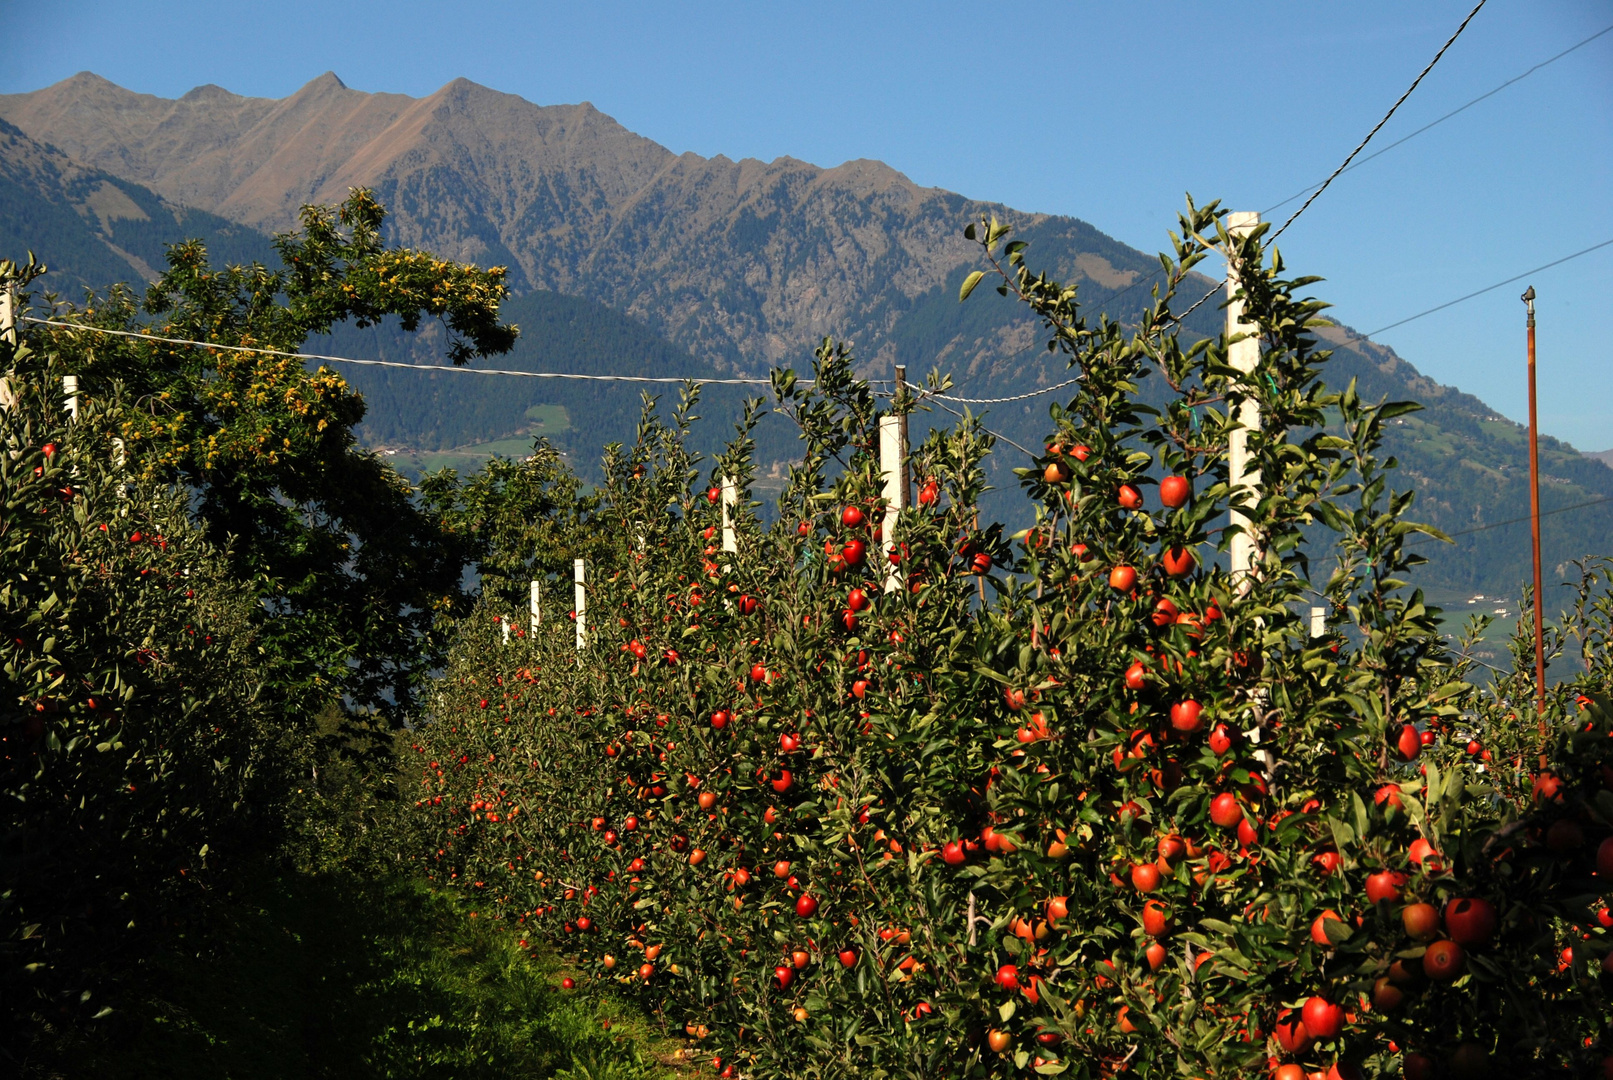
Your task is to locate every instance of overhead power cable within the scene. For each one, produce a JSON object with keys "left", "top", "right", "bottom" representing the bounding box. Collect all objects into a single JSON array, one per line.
[
  {"left": 1357, "top": 237, "right": 1613, "bottom": 337},
  {"left": 1262, "top": 20, "right": 1613, "bottom": 218},
  {"left": 1092, "top": 0, "right": 1588, "bottom": 331},
  {"left": 20, "top": 316, "right": 798, "bottom": 387},
  {"left": 1269, "top": 0, "right": 1488, "bottom": 244},
  {"left": 1304, "top": 495, "right": 1613, "bottom": 586},
  {"left": 1437, "top": 495, "right": 1613, "bottom": 541},
  {"left": 929, "top": 377, "right": 1083, "bottom": 406},
  {"left": 914, "top": 231, "right": 1611, "bottom": 416},
  {"left": 1154, "top": 2, "right": 1492, "bottom": 329}
]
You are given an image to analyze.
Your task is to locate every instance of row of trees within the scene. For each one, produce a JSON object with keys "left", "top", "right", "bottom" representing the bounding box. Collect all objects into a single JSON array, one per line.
[
  {"left": 4, "top": 189, "right": 1609, "bottom": 1077},
  {"left": 0, "top": 192, "right": 528, "bottom": 1050},
  {"left": 400, "top": 206, "right": 1613, "bottom": 1078}
]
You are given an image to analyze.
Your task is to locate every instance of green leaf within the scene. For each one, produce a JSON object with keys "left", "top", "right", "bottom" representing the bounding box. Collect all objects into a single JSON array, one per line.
[{"left": 959, "top": 271, "right": 987, "bottom": 303}]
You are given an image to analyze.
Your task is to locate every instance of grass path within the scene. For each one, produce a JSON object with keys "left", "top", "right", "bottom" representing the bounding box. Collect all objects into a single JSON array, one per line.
[{"left": 40, "top": 867, "right": 683, "bottom": 1080}]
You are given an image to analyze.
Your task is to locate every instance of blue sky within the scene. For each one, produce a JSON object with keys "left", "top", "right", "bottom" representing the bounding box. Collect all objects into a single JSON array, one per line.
[{"left": 4, "top": 0, "right": 1610, "bottom": 449}]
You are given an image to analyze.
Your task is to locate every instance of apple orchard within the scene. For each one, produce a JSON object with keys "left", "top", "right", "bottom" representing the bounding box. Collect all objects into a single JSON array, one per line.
[{"left": 397, "top": 205, "right": 1613, "bottom": 1080}]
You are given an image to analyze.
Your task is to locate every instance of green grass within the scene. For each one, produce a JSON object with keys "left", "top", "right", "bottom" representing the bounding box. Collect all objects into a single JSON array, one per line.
[
  {"left": 38, "top": 867, "right": 683, "bottom": 1080},
  {"left": 524, "top": 404, "right": 571, "bottom": 433},
  {"left": 375, "top": 404, "right": 572, "bottom": 476},
  {"left": 384, "top": 409, "right": 571, "bottom": 476}
]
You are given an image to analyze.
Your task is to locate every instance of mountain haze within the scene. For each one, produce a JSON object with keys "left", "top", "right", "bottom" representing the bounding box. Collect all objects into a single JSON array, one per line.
[{"left": 2, "top": 72, "right": 1611, "bottom": 603}]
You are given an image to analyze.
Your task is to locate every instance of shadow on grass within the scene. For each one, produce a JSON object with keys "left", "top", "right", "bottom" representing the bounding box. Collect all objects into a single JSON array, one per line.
[{"left": 38, "top": 866, "right": 673, "bottom": 1080}]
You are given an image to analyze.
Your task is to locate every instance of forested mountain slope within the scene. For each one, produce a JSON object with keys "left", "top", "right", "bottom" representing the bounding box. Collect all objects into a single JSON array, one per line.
[
  {"left": 0, "top": 118, "right": 269, "bottom": 296},
  {"left": 2, "top": 72, "right": 1609, "bottom": 600}
]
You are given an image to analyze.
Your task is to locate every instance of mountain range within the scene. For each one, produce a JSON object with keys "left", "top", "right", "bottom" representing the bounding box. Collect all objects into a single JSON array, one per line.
[{"left": 1, "top": 71, "right": 1609, "bottom": 604}]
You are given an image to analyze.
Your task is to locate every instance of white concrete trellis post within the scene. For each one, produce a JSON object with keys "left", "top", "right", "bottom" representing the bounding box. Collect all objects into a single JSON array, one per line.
[
  {"left": 0, "top": 284, "right": 14, "bottom": 347},
  {"left": 62, "top": 374, "right": 79, "bottom": 421},
  {"left": 501, "top": 616, "right": 510, "bottom": 646},
  {"left": 573, "top": 558, "right": 587, "bottom": 651},
  {"left": 1225, "top": 211, "right": 1261, "bottom": 594},
  {"left": 880, "top": 364, "right": 909, "bottom": 593},
  {"left": 721, "top": 475, "right": 738, "bottom": 554},
  {"left": 1310, "top": 606, "right": 1326, "bottom": 639},
  {"left": 0, "top": 284, "right": 15, "bottom": 412},
  {"left": 530, "top": 579, "right": 542, "bottom": 637}
]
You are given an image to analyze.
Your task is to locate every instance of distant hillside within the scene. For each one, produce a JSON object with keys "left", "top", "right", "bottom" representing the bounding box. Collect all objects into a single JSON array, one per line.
[
  {"left": 0, "top": 72, "right": 1180, "bottom": 373},
  {"left": 318, "top": 290, "right": 785, "bottom": 476},
  {"left": 2, "top": 72, "right": 1611, "bottom": 602},
  {"left": 0, "top": 118, "right": 271, "bottom": 295}
]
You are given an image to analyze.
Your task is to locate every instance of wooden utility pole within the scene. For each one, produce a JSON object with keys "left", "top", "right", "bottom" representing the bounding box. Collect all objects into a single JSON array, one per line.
[
  {"left": 1225, "top": 212, "right": 1261, "bottom": 594},
  {"left": 1523, "top": 285, "right": 1546, "bottom": 727}
]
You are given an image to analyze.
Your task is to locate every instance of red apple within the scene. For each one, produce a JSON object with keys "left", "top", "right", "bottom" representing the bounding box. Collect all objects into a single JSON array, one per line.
[
  {"left": 1209, "top": 793, "right": 1243, "bottom": 829},
  {"left": 1141, "top": 900, "right": 1169, "bottom": 937},
  {"left": 1402, "top": 902, "right": 1440, "bottom": 941},
  {"left": 1443, "top": 898, "right": 1496, "bottom": 946},
  {"left": 1208, "top": 724, "right": 1233, "bottom": 755},
  {"left": 795, "top": 893, "right": 819, "bottom": 918},
  {"left": 1273, "top": 1008, "right": 1312, "bottom": 1054},
  {"left": 1408, "top": 837, "right": 1442, "bottom": 872},
  {"left": 1365, "top": 870, "right": 1407, "bottom": 904},
  {"left": 995, "top": 964, "right": 1019, "bottom": 990},
  {"left": 1371, "top": 975, "right": 1405, "bottom": 1010},
  {"left": 1151, "top": 597, "right": 1179, "bottom": 628},
  {"left": 1159, "top": 475, "right": 1190, "bottom": 508},
  {"left": 1310, "top": 909, "right": 1347, "bottom": 947},
  {"left": 1422, "top": 938, "right": 1464, "bottom": 980},
  {"left": 1395, "top": 724, "right": 1421, "bottom": 761},
  {"left": 1301, "top": 995, "right": 1344, "bottom": 1040},
  {"left": 1161, "top": 546, "right": 1196, "bottom": 577},
  {"left": 1169, "top": 699, "right": 1203, "bottom": 734},
  {"left": 1118, "top": 484, "right": 1143, "bottom": 509},
  {"left": 1236, "top": 817, "right": 1258, "bottom": 847},
  {"left": 1109, "top": 565, "right": 1137, "bottom": 592}
]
